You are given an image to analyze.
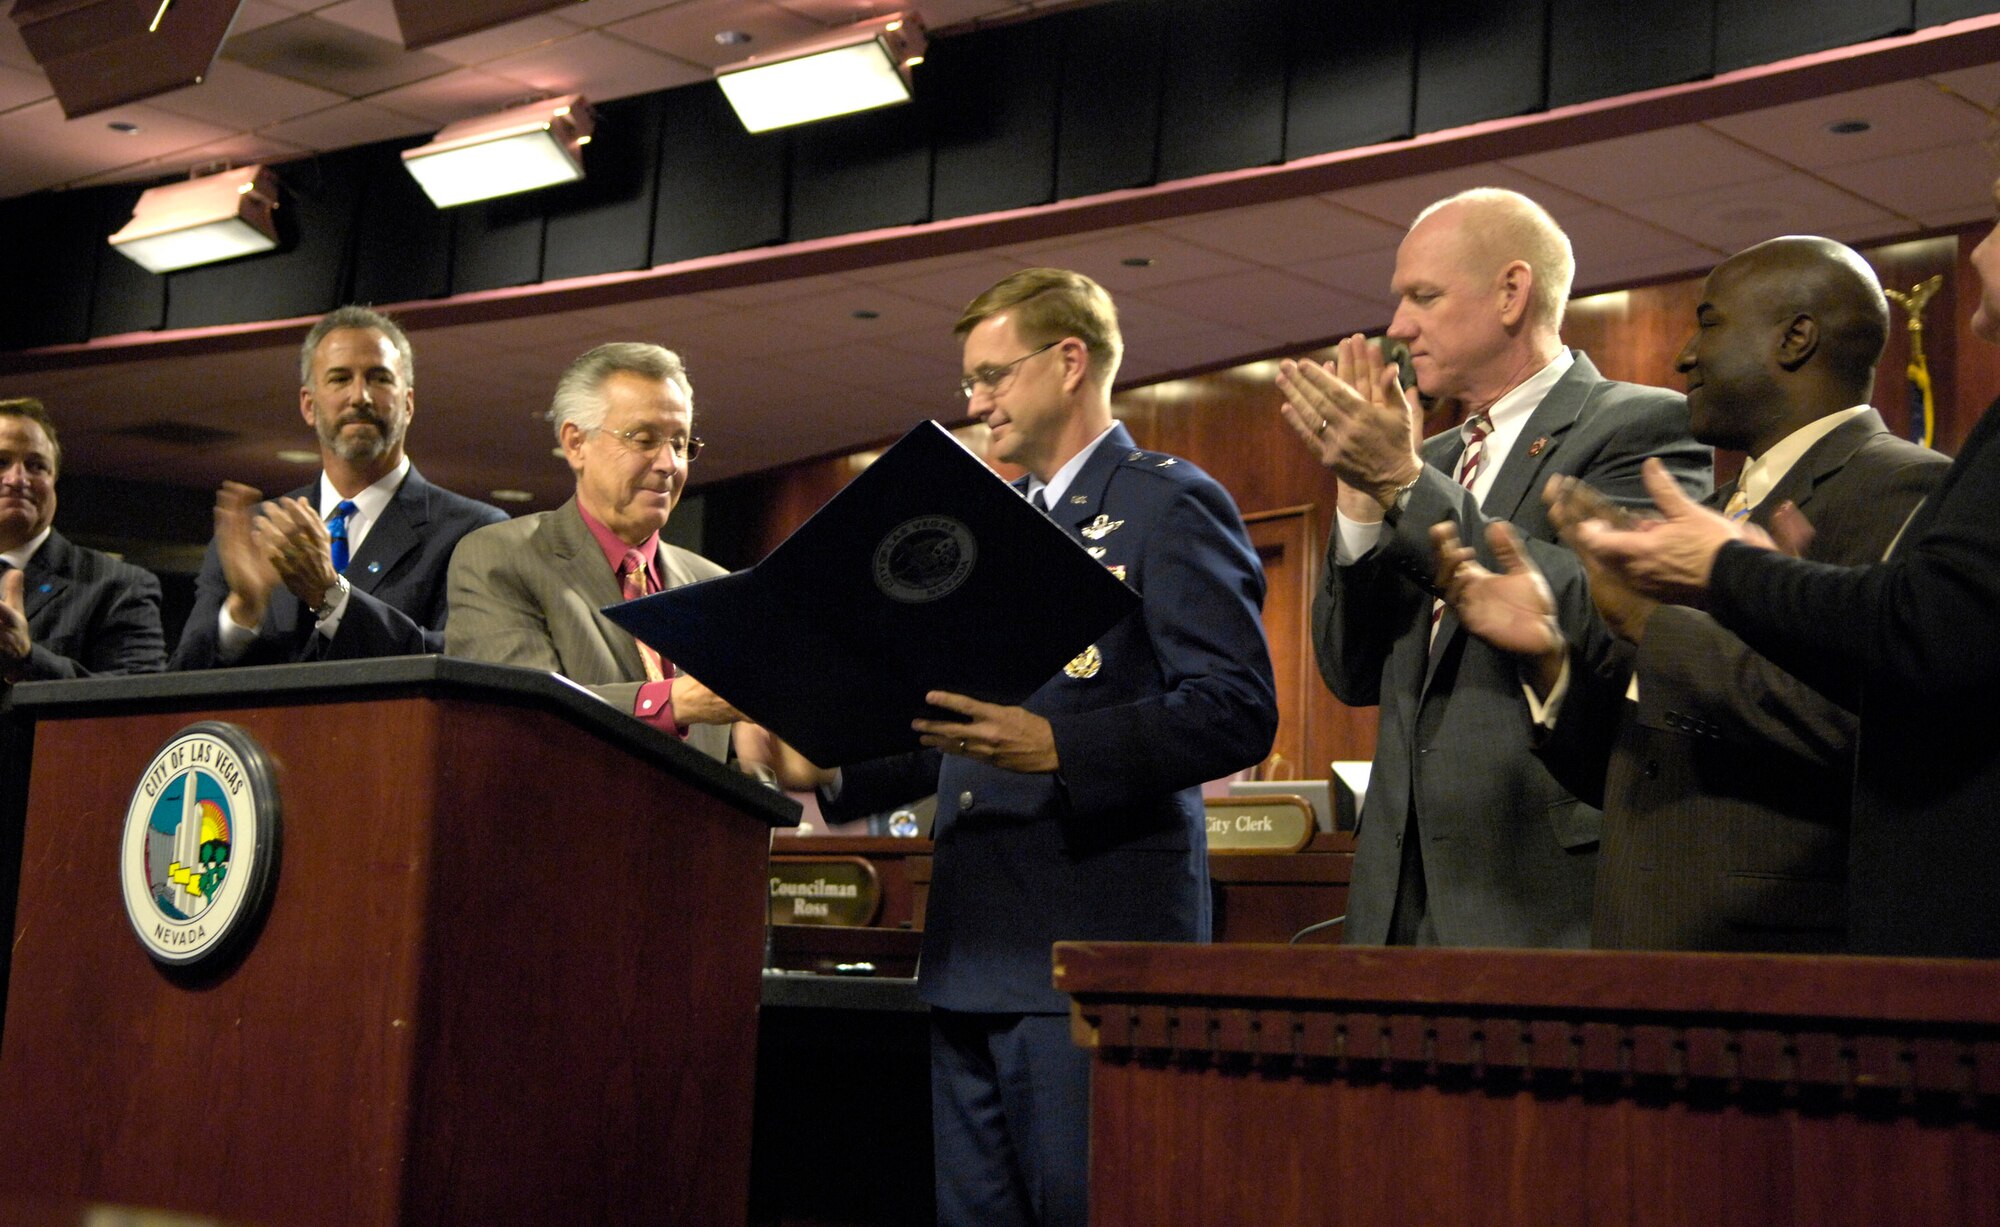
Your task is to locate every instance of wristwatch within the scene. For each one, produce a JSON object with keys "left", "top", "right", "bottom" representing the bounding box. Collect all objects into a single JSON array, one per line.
[
  {"left": 1380, "top": 472, "right": 1423, "bottom": 524},
  {"left": 310, "top": 573, "right": 350, "bottom": 622}
]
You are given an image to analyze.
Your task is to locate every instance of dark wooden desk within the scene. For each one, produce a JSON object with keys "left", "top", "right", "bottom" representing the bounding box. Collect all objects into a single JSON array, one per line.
[{"left": 1056, "top": 942, "right": 2000, "bottom": 1227}]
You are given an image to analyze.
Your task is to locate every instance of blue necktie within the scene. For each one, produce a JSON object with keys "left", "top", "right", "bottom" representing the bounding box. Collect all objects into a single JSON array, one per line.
[{"left": 327, "top": 500, "right": 358, "bottom": 573}]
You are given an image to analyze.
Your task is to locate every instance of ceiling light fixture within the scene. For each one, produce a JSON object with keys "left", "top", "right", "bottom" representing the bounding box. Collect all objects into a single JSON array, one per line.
[
  {"left": 716, "top": 13, "right": 926, "bottom": 134},
  {"left": 108, "top": 165, "right": 281, "bottom": 274},
  {"left": 401, "top": 94, "right": 593, "bottom": 208}
]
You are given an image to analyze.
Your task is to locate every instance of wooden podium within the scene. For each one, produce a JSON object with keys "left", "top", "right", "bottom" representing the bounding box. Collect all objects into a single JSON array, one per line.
[
  {"left": 0, "top": 657, "right": 798, "bottom": 1226},
  {"left": 1057, "top": 942, "right": 2000, "bottom": 1227}
]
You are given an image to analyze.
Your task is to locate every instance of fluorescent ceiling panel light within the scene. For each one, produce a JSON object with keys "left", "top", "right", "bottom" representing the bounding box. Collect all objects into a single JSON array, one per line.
[
  {"left": 108, "top": 165, "right": 281, "bottom": 274},
  {"left": 717, "top": 14, "right": 926, "bottom": 134},
  {"left": 401, "top": 94, "right": 592, "bottom": 208}
]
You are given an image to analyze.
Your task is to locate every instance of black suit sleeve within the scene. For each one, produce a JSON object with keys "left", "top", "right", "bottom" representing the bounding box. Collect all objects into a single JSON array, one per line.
[{"left": 23, "top": 566, "right": 166, "bottom": 679}]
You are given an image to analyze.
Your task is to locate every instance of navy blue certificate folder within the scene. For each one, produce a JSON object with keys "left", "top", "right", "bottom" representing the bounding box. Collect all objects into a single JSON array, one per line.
[{"left": 602, "top": 421, "right": 1140, "bottom": 766}]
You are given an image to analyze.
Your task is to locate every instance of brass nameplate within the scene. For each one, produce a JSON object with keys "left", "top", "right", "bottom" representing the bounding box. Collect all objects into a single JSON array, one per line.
[
  {"left": 769, "top": 856, "right": 883, "bottom": 926},
  {"left": 1204, "top": 796, "right": 1313, "bottom": 855}
]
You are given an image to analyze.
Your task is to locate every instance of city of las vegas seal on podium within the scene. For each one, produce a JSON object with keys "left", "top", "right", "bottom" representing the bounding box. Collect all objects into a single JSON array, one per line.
[{"left": 119, "top": 720, "right": 282, "bottom": 966}]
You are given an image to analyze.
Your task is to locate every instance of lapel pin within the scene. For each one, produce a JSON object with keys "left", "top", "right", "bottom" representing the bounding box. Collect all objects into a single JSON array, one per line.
[
  {"left": 1069, "top": 494, "right": 1088, "bottom": 504},
  {"left": 367, "top": 561, "right": 382, "bottom": 574},
  {"left": 1527, "top": 436, "right": 1549, "bottom": 457},
  {"left": 1081, "top": 514, "right": 1125, "bottom": 540}
]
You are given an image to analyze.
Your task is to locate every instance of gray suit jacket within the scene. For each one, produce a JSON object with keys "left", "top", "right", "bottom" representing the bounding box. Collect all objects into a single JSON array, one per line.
[
  {"left": 1542, "top": 410, "right": 1948, "bottom": 951},
  {"left": 444, "top": 497, "right": 731, "bottom": 762},
  {"left": 1315, "top": 352, "right": 1711, "bottom": 948}
]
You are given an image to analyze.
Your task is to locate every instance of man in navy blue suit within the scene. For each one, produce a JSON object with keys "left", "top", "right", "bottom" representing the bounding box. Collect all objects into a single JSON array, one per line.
[
  {"left": 172, "top": 306, "right": 505, "bottom": 668},
  {"left": 809, "top": 268, "right": 1278, "bottom": 1226},
  {"left": 0, "top": 397, "right": 165, "bottom": 683}
]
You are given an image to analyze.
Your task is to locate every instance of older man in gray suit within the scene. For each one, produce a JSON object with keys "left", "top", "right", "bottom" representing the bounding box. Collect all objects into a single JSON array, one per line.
[
  {"left": 1276, "top": 188, "right": 1710, "bottom": 947},
  {"left": 445, "top": 343, "right": 741, "bottom": 762}
]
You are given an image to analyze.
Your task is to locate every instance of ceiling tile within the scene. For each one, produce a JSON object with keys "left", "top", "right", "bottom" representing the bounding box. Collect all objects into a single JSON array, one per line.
[
  {"left": 1502, "top": 126, "right": 1793, "bottom": 207},
  {"left": 753, "top": 286, "right": 956, "bottom": 346},
  {"left": 1816, "top": 140, "right": 1999, "bottom": 230},
  {"left": 1708, "top": 79, "right": 1993, "bottom": 170},
  {"left": 607, "top": 1, "right": 827, "bottom": 69},
  {"left": 1128, "top": 267, "right": 1379, "bottom": 347},
  {"left": 313, "top": 0, "right": 407, "bottom": 44},
  {"left": 1622, "top": 172, "right": 1905, "bottom": 254},
  {"left": 1324, "top": 163, "right": 1593, "bottom": 227},
  {"left": 550, "top": 0, "right": 680, "bottom": 25},
  {"left": 1561, "top": 205, "right": 1727, "bottom": 274},
  {"left": 420, "top": 14, "right": 588, "bottom": 66},
  {"left": 369, "top": 68, "right": 546, "bottom": 123},
  {"left": 1289, "top": 246, "right": 1398, "bottom": 311},
  {"left": 1000, "top": 225, "right": 1257, "bottom": 290},
  {"left": 66, "top": 132, "right": 312, "bottom": 189},
  {"left": 1929, "top": 61, "right": 2000, "bottom": 114},
  {"left": 147, "top": 60, "right": 349, "bottom": 130},
  {"left": 849, "top": 251, "right": 1029, "bottom": 310},
  {"left": 1119, "top": 325, "right": 1276, "bottom": 383},
  {"left": 229, "top": 1, "right": 310, "bottom": 35},
  {"left": 775, "top": 0, "right": 894, "bottom": 25},
  {"left": 901, "top": 1, "right": 1031, "bottom": 30},
  {"left": 0, "top": 62, "right": 51, "bottom": 113},
  {"left": 260, "top": 99, "right": 431, "bottom": 148},
  {"left": 1160, "top": 198, "right": 1404, "bottom": 266},
  {"left": 0, "top": 98, "right": 240, "bottom": 189},
  {"left": 1113, "top": 297, "right": 1235, "bottom": 353},
  {"left": 695, "top": 271, "right": 867, "bottom": 308},
  {"left": 477, "top": 30, "right": 707, "bottom": 102},
  {"left": 0, "top": 10, "right": 36, "bottom": 70}
]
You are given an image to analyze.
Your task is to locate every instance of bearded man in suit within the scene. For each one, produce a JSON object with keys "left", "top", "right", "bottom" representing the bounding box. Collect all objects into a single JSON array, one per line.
[{"left": 171, "top": 305, "right": 506, "bottom": 669}]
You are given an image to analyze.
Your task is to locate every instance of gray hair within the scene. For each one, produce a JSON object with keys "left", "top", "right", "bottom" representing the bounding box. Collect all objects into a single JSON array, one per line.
[
  {"left": 1413, "top": 188, "right": 1577, "bottom": 331},
  {"left": 548, "top": 342, "right": 693, "bottom": 440},
  {"left": 299, "top": 305, "right": 415, "bottom": 386}
]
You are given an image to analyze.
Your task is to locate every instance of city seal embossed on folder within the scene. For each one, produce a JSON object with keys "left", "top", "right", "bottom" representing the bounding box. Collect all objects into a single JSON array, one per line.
[
  {"left": 119, "top": 721, "right": 282, "bottom": 967},
  {"left": 874, "top": 514, "right": 978, "bottom": 603}
]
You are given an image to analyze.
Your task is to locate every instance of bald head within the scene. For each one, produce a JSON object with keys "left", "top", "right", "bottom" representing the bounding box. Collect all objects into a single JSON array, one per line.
[
  {"left": 1714, "top": 235, "right": 1887, "bottom": 395},
  {"left": 1677, "top": 235, "right": 1889, "bottom": 455},
  {"left": 1411, "top": 188, "right": 1576, "bottom": 332}
]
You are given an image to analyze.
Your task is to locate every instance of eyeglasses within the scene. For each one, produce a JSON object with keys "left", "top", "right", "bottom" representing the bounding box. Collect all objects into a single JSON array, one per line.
[
  {"left": 594, "top": 426, "right": 704, "bottom": 462},
  {"left": 959, "top": 339, "right": 1061, "bottom": 400}
]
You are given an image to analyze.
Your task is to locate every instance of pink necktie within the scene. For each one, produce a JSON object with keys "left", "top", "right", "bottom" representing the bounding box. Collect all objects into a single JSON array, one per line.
[{"left": 1434, "top": 413, "right": 1494, "bottom": 634}]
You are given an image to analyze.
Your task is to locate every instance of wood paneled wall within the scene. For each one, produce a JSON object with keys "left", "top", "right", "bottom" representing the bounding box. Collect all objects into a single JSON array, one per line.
[{"left": 702, "top": 223, "right": 1997, "bottom": 778}]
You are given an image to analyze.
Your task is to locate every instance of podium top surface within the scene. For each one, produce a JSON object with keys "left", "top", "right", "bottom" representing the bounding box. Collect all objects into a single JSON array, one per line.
[{"left": 2, "top": 654, "right": 800, "bottom": 828}]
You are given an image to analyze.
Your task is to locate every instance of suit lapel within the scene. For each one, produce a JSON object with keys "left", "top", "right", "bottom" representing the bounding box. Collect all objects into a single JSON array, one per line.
[
  {"left": 346, "top": 468, "right": 429, "bottom": 593},
  {"left": 21, "top": 530, "right": 69, "bottom": 623},
  {"left": 1749, "top": 409, "right": 1885, "bottom": 532},
  {"left": 542, "top": 499, "right": 646, "bottom": 678},
  {"left": 1476, "top": 351, "right": 1601, "bottom": 522}
]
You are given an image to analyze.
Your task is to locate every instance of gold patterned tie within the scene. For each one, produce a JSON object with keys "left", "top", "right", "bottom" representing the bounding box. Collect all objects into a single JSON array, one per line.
[{"left": 619, "top": 550, "right": 668, "bottom": 683}]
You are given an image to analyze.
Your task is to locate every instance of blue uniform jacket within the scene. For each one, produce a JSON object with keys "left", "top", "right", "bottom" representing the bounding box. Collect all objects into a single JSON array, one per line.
[{"left": 830, "top": 424, "right": 1278, "bottom": 1013}]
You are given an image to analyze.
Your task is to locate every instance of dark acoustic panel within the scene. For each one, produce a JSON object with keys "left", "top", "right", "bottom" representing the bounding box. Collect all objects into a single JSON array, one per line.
[
  {"left": 1284, "top": 0, "right": 1416, "bottom": 158},
  {"left": 1414, "top": 0, "right": 1550, "bottom": 133},
  {"left": 1158, "top": 0, "right": 1288, "bottom": 181},
  {"left": 1917, "top": 0, "right": 2000, "bottom": 21},
  {"left": 165, "top": 149, "right": 365, "bottom": 329},
  {"left": 929, "top": 21, "right": 1060, "bottom": 222},
  {"left": 87, "top": 185, "right": 168, "bottom": 340},
  {"left": 543, "top": 94, "right": 664, "bottom": 282},
  {"left": 1550, "top": 0, "right": 1714, "bottom": 107},
  {"left": 652, "top": 84, "right": 786, "bottom": 266},
  {"left": 1716, "top": 0, "right": 1911, "bottom": 72},
  {"left": 350, "top": 139, "right": 453, "bottom": 307},
  {"left": 13, "top": 0, "right": 241, "bottom": 118},
  {"left": 1055, "top": 0, "right": 1167, "bottom": 199},
  {"left": 450, "top": 192, "right": 546, "bottom": 293},
  {"left": 788, "top": 106, "right": 932, "bottom": 243},
  {"left": 0, "top": 191, "right": 101, "bottom": 349}
]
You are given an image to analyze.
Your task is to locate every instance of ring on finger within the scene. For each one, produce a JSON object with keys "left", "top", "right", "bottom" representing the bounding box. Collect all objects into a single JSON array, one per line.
[{"left": 1314, "top": 418, "right": 1329, "bottom": 437}]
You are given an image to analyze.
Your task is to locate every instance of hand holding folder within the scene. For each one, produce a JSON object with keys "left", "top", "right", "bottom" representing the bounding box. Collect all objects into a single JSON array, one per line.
[{"left": 602, "top": 422, "right": 1139, "bottom": 766}]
